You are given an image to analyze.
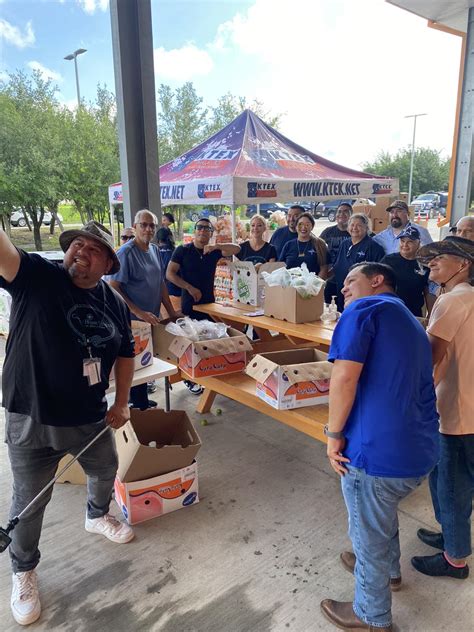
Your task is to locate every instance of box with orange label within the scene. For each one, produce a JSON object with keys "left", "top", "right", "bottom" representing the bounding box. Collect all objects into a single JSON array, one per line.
[
  {"left": 131, "top": 320, "right": 153, "bottom": 371},
  {"left": 114, "top": 461, "right": 199, "bottom": 525},
  {"left": 246, "top": 348, "right": 332, "bottom": 410},
  {"left": 168, "top": 327, "right": 253, "bottom": 379}
]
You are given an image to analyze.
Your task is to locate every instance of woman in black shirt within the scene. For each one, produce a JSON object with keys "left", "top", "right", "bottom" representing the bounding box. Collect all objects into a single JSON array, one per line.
[
  {"left": 237, "top": 215, "right": 277, "bottom": 267},
  {"left": 381, "top": 225, "right": 434, "bottom": 316}
]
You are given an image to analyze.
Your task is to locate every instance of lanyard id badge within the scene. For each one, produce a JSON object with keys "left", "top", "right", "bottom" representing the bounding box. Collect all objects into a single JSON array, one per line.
[{"left": 83, "top": 346, "right": 101, "bottom": 386}]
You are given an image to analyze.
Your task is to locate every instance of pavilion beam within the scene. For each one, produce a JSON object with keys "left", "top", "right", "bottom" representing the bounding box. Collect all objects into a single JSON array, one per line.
[
  {"left": 110, "top": 0, "right": 161, "bottom": 226},
  {"left": 450, "top": 7, "right": 474, "bottom": 224}
]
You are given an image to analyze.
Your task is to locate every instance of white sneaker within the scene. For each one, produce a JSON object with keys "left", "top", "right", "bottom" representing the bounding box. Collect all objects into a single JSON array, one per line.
[
  {"left": 11, "top": 570, "right": 41, "bottom": 626},
  {"left": 85, "top": 513, "right": 134, "bottom": 544}
]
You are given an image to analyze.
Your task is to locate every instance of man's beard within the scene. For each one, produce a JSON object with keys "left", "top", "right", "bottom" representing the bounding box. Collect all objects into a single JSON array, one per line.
[{"left": 391, "top": 218, "right": 403, "bottom": 228}]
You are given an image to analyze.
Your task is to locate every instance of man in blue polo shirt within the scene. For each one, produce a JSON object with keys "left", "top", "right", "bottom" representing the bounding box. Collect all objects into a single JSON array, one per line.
[
  {"left": 374, "top": 200, "right": 432, "bottom": 254},
  {"left": 320, "top": 262, "right": 438, "bottom": 632}
]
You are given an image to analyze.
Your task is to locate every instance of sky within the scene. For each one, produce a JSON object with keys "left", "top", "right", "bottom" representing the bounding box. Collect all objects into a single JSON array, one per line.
[{"left": 0, "top": 0, "right": 463, "bottom": 170}]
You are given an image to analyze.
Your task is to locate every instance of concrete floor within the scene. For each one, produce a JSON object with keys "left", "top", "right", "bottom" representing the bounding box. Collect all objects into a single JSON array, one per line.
[{"left": 0, "top": 340, "right": 472, "bottom": 631}]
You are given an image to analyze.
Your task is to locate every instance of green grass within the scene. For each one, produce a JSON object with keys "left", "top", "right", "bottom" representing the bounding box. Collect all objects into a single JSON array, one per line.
[
  {"left": 9, "top": 227, "right": 62, "bottom": 251},
  {"left": 58, "top": 203, "right": 82, "bottom": 224}
]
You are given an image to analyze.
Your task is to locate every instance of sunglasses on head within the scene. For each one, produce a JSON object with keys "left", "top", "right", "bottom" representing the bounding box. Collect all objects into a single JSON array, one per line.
[{"left": 121, "top": 234, "right": 133, "bottom": 241}]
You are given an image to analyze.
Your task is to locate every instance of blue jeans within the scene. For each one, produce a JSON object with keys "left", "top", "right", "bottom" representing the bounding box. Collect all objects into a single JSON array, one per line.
[
  {"left": 8, "top": 427, "right": 118, "bottom": 573},
  {"left": 341, "top": 466, "right": 425, "bottom": 628},
  {"left": 429, "top": 433, "right": 474, "bottom": 559}
]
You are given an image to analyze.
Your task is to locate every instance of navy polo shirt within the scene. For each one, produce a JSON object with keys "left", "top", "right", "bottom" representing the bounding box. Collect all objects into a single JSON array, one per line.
[
  {"left": 328, "top": 293, "right": 439, "bottom": 477},
  {"left": 279, "top": 239, "right": 321, "bottom": 274},
  {"left": 270, "top": 226, "right": 298, "bottom": 258},
  {"left": 333, "top": 235, "right": 385, "bottom": 290},
  {"left": 171, "top": 243, "right": 222, "bottom": 316}
]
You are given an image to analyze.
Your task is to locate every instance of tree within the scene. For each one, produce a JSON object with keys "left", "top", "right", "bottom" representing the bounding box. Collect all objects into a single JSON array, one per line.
[
  {"left": 0, "top": 71, "right": 67, "bottom": 249},
  {"left": 65, "top": 85, "right": 120, "bottom": 226},
  {"left": 363, "top": 147, "right": 450, "bottom": 199}
]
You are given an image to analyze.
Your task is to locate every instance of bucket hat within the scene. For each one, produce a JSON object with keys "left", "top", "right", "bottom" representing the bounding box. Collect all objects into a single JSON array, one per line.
[{"left": 59, "top": 221, "right": 120, "bottom": 273}]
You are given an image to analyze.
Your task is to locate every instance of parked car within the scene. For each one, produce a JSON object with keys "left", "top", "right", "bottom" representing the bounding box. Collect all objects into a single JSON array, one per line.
[
  {"left": 411, "top": 192, "right": 440, "bottom": 219},
  {"left": 10, "top": 209, "right": 63, "bottom": 227},
  {"left": 282, "top": 201, "right": 314, "bottom": 213},
  {"left": 317, "top": 199, "right": 356, "bottom": 222},
  {"left": 246, "top": 203, "right": 287, "bottom": 218}
]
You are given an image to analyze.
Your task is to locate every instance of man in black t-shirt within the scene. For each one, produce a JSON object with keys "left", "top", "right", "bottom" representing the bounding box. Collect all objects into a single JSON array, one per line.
[
  {"left": 167, "top": 218, "right": 240, "bottom": 394},
  {"left": 320, "top": 203, "right": 352, "bottom": 303},
  {"left": 0, "top": 222, "right": 135, "bottom": 626},
  {"left": 381, "top": 225, "right": 433, "bottom": 317},
  {"left": 167, "top": 217, "right": 240, "bottom": 319}
]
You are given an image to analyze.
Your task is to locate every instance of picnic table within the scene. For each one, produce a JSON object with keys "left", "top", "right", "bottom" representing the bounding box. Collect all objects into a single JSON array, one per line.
[{"left": 183, "top": 303, "right": 336, "bottom": 443}]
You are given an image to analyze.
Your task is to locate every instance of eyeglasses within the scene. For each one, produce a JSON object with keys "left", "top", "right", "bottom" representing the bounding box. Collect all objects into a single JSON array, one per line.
[
  {"left": 137, "top": 222, "right": 156, "bottom": 230},
  {"left": 121, "top": 235, "right": 133, "bottom": 241},
  {"left": 195, "top": 225, "right": 213, "bottom": 232}
]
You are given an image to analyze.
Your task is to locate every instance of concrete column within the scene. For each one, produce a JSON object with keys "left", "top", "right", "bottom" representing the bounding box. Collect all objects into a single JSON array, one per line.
[
  {"left": 110, "top": 0, "right": 161, "bottom": 226},
  {"left": 451, "top": 7, "right": 474, "bottom": 223}
]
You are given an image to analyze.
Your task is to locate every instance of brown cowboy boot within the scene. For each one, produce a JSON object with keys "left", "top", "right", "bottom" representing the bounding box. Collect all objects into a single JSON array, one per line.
[
  {"left": 320, "top": 600, "right": 392, "bottom": 631},
  {"left": 340, "top": 551, "right": 402, "bottom": 591}
]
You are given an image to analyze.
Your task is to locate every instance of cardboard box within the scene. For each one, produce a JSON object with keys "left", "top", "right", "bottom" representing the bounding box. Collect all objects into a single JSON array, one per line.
[
  {"left": 152, "top": 322, "right": 178, "bottom": 363},
  {"left": 246, "top": 348, "right": 332, "bottom": 410},
  {"left": 264, "top": 285, "right": 324, "bottom": 323},
  {"left": 230, "top": 261, "right": 285, "bottom": 306},
  {"left": 168, "top": 327, "right": 253, "bottom": 379},
  {"left": 56, "top": 456, "right": 86, "bottom": 485},
  {"left": 115, "top": 408, "right": 201, "bottom": 483},
  {"left": 131, "top": 320, "right": 153, "bottom": 371},
  {"left": 114, "top": 461, "right": 199, "bottom": 525}
]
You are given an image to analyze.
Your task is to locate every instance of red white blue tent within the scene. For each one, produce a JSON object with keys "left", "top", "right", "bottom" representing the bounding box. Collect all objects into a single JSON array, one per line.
[{"left": 109, "top": 110, "right": 398, "bottom": 206}]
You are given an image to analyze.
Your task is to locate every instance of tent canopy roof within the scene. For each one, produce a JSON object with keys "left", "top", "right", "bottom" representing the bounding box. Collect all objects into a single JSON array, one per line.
[{"left": 109, "top": 110, "right": 398, "bottom": 206}]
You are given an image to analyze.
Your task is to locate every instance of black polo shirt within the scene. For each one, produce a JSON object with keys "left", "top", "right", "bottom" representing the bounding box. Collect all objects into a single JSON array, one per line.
[
  {"left": 381, "top": 253, "right": 429, "bottom": 317},
  {"left": 171, "top": 243, "right": 223, "bottom": 317}
]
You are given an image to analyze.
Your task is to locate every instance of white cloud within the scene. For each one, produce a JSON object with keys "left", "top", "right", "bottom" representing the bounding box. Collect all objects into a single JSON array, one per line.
[
  {"left": 208, "top": 0, "right": 461, "bottom": 168},
  {"left": 0, "top": 19, "right": 35, "bottom": 49},
  {"left": 77, "top": 0, "right": 108, "bottom": 15},
  {"left": 0, "top": 70, "right": 9, "bottom": 83},
  {"left": 154, "top": 44, "right": 214, "bottom": 81},
  {"left": 27, "top": 61, "right": 63, "bottom": 82}
]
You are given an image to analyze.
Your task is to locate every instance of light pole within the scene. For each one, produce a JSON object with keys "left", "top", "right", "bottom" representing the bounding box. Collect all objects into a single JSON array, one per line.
[
  {"left": 64, "top": 48, "right": 87, "bottom": 108},
  {"left": 405, "top": 112, "right": 427, "bottom": 203}
]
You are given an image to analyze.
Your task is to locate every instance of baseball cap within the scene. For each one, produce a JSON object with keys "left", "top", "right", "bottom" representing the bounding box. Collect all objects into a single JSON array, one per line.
[
  {"left": 386, "top": 200, "right": 409, "bottom": 213},
  {"left": 59, "top": 221, "right": 120, "bottom": 273},
  {"left": 396, "top": 225, "right": 420, "bottom": 241},
  {"left": 417, "top": 236, "right": 474, "bottom": 265}
]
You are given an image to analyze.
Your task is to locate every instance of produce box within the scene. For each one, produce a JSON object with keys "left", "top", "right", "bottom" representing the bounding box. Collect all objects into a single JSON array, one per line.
[
  {"left": 230, "top": 261, "right": 284, "bottom": 306},
  {"left": 264, "top": 285, "right": 324, "bottom": 323},
  {"left": 246, "top": 348, "right": 332, "bottom": 409},
  {"left": 131, "top": 320, "right": 153, "bottom": 371},
  {"left": 115, "top": 461, "right": 199, "bottom": 525},
  {"left": 115, "top": 408, "right": 201, "bottom": 483},
  {"left": 171, "top": 328, "right": 252, "bottom": 379}
]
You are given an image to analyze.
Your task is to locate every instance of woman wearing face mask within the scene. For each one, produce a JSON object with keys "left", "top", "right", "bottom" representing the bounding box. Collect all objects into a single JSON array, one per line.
[
  {"left": 333, "top": 213, "right": 385, "bottom": 310},
  {"left": 279, "top": 212, "right": 328, "bottom": 277},
  {"left": 237, "top": 215, "right": 277, "bottom": 267},
  {"left": 381, "top": 225, "right": 434, "bottom": 317}
]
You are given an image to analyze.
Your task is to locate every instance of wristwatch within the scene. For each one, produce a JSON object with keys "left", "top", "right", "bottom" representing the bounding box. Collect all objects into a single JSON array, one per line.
[{"left": 323, "top": 424, "right": 344, "bottom": 440}]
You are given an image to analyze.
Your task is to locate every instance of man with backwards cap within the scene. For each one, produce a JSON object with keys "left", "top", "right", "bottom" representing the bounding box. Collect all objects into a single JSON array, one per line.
[
  {"left": 411, "top": 236, "right": 474, "bottom": 580},
  {"left": 0, "top": 221, "right": 136, "bottom": 625},
  {"left": 374, "top": 200, "right": 433, "bottom": 255},
  {"left": 381, "top": 224, "right": 433, "bottom": 317}
]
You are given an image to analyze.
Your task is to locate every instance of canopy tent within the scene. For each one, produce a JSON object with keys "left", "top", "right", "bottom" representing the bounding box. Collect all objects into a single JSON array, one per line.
[{"left": 108, "top": 110, "right": 398, "bottom": 208}]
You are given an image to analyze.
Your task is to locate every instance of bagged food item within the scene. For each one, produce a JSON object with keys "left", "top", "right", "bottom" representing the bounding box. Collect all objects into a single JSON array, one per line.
[
  {"left": 165, "top": 317, "right": 228, "bottom": 342},
  {"left": 262, "top": 263, "right": 325, "bottom": 299}
]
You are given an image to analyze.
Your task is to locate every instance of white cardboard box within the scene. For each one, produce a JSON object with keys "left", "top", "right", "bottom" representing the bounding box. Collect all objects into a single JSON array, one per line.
[
  {"left": 230, "top": 261, "right": 285, "bottom": 306},
  {"left": 114, "top": 461, "right": 199, "bottom": 525},
  {"left": 246, "top": 348, "right": 332, "bottom": 410}
]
